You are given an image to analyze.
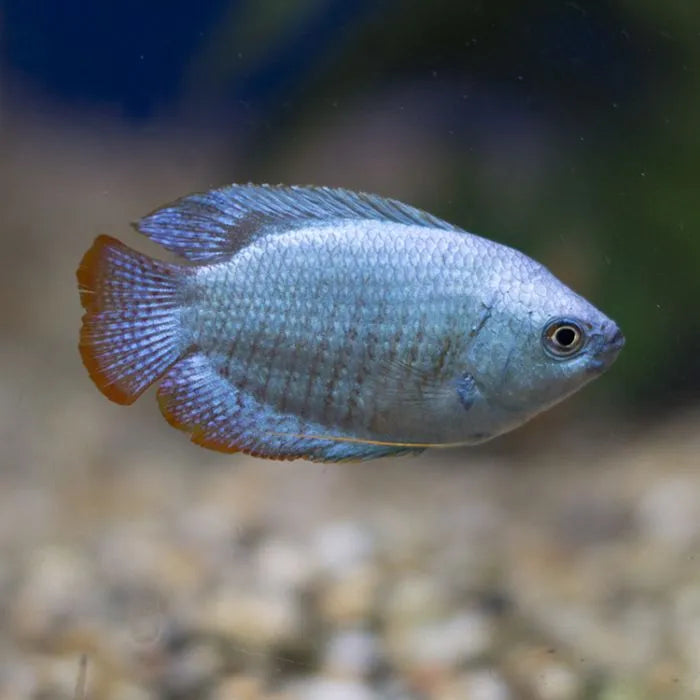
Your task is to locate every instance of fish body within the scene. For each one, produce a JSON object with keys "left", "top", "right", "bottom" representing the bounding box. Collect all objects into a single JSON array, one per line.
[{"left": 77, "top": 185, "right": 624, "bottom": 461}]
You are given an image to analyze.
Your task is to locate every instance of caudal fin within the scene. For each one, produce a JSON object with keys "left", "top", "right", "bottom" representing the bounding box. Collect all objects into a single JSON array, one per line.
[{"left": 77, "top": 235, "right": 186, "bottom": 405}]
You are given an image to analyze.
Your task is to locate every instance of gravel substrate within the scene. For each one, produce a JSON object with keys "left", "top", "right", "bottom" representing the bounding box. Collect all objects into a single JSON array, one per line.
[{"left": 1, "top": 399, "right": 699, "bottom": 699}]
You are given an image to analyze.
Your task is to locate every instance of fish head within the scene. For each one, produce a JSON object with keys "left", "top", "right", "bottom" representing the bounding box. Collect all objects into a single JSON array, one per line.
[{"left": 466, "top": 260, "right": 624, "bottom": 421}]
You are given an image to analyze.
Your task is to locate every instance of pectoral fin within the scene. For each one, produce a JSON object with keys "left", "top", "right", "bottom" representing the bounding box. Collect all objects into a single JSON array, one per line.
[{"left": 456, "top": 373, "right": 479, "bottom": 411}]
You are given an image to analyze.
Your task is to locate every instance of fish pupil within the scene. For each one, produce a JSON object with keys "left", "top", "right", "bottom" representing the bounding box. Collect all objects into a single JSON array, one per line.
[{"left": 555, "top": 327, "right": 577, "bottom": 347}]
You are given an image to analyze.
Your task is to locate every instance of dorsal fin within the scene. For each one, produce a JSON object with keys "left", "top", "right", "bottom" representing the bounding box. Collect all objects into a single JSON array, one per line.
[{"left": 133, "top": 184, "right": 462, "bottom": 262}]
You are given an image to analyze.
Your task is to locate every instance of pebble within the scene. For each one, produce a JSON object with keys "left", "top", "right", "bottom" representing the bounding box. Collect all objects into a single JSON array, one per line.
[
  {"left": 196, "top": 589, "right": 299, "bottom": 646},
  {"left": 384, "top": 575, "right": 446, "bottom": 626},
  {"left": 256, "top": 538, "right": 312, "bottom": 592},
  {"left": 672, "top": 583, "right": 700, "bottom": 673},
  {"left": 176, "top": 501, "right": 241, "bottom": 544},
  {"left": 0, "top": 651, "right": 39, "bottom": 698},
  {"left": 313, "top": 522, "right": 374, "bottom": 576},
  {"left": 13, "top": 546, "right": 94, "bottom": 641},
  {"left": 98, "top": 524, "right": 201, "bottom": 596},
  {"left": 318, "top": 565, "right": 379, "bottom": 625},
  {"left": 530, "top": 662, "right": 581, "bottom": 700},
  {"left": 108, "top": 681, "right": 153, "bottom": 700},
  {"left": 291, "top": 677, "right": 374, "bottom": 700},
  {"left": 37, "top": 654, "right": 88, "bottom": 697},
  {"left": 389, "top": 611, "right": 493, "bottom": 669},
  {"left": 636, "top": 476, "right": 700, "bottom": 549},
  {"left": 212, "top": 675, "right": 263, "bottom": 700},
  {"left": 323, "top": 629, "right": 380, "bottom": 677},
  {"left": 446, "top": 670, "right": 512, "bottom": 700}
]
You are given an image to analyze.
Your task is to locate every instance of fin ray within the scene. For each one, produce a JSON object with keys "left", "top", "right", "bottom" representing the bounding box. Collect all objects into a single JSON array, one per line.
[
  {"left": 77, "top": 235, "right": 185, "bottom": 405},
  {"left": 157, "top": 354, "right": 423, "bottom": 462},
  {"left": 135, "top": 184, "right": 462, "bottom": 262}
]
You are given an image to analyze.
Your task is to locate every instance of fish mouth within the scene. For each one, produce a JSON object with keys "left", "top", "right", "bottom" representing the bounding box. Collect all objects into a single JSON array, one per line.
[{"left": 586, "top": 323, "right": 625, "bottom": 373}]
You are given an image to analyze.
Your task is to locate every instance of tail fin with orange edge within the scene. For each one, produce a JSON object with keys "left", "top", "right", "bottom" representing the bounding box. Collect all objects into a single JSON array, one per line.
[{"left": 77, "top": 235, "right": 186, "bottom": 404}]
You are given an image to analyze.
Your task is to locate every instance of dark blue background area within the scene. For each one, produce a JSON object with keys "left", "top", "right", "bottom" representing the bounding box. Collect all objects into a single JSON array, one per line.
[
  {"left": 1, "top": 0, "right": 382, "bottom": 118},
  {"left": 2, "top": 0, "right": 652, "bottom": 120},
  {"left": 3, "top": 0, "right": 231, "bottom": 116}
]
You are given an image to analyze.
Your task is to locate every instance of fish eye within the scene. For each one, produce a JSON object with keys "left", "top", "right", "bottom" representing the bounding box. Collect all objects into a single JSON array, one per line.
[{"left": 542, "top": 319, "right": 585, "bottom": 358}]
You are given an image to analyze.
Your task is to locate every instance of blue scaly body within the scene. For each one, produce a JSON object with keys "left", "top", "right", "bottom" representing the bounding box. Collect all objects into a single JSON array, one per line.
[{"left": 77, "top": 185, "right": 624, "bottom": 461}]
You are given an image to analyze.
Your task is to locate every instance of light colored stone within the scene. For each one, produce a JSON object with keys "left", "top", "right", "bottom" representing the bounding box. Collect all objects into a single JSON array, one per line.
[
  {"left": 313, "top": 522, "right": 374, "bottom": 575},
  {"left": 109, "top": 680, "right": 153, "bottom": 700},
  {"left": 213, "top": 674, "right": 263, "bottom": 700},
  {"left": 530, "top": 662, "right": 580, "bottom": 700},
  {"left": 389, "top": 611, "right": 493, "bottom": 669},
  {"left": 384, "top": 575, "right": 446, "bottom": 626},
  {"left": 636, "top": 476, "right": 700, "bottom": 549},
  {"left": 318, "top": 566, "right": 378, "bottom": 624},
  {"left": 0, "top": 651, "right": 39, "bottom": 698},
  {"left": 38, "top": 654, "right": 90, "bottom": 697},
  {"left": 197, "top": 589, "right": 299, "bottom": 645},
  {"left": 256, "top": 538, "right": 311, "bottom": 592},
  {"left": 13, "top": 546, "right": 94, "bottom": 641},
  {"left": 98, "top": 524, "right": 201, "bottom": 595},
  {"left": 323, "top": 629, "right": 379, "bottom": 676},
  {"left": 291, "top": 678, "right": 374, "bottom": 700},
  {"left": 446, "top": 669, "right": 511, "bottom": 700}
]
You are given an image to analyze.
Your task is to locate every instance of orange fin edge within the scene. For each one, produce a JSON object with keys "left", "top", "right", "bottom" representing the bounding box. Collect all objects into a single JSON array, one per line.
[{"left": 77, "top": 235, "right": 182, "bottom": 405}]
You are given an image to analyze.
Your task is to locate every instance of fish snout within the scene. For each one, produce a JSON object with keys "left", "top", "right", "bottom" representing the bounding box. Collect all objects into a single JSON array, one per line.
[
  {"left": 586, "top": 322, "right": 625, "bottom": 373},
  {"left": 607, "top": 325, "right": 625, "bottom": 353},
  {"left": 605, "top": 323, "right": 625, "bottom": 358}
]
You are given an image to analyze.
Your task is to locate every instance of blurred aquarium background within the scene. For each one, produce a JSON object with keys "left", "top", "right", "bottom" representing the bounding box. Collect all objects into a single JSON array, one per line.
[{"left": 0, "top": 1, "right": 699, "bottom": 698}]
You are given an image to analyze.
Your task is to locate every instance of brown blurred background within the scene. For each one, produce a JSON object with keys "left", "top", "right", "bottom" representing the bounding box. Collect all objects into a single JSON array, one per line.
[{"left": 0, "top": 1, "right": 699, "bottom": 698}]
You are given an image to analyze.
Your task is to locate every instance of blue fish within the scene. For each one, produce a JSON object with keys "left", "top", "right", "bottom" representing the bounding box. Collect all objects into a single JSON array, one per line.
[{"left": 77, "top": 184, "right": 624, "bottom": 461}]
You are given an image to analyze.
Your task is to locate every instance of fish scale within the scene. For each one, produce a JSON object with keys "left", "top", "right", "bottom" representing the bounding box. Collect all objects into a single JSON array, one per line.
[{"left": 77, "top": 183, "right": 624, "bottom": 461}]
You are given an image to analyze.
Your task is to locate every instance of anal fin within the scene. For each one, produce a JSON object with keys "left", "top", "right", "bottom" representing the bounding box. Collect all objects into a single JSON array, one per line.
[{"left": 157, "top": 354, "right": 423, "bottom": 462}]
